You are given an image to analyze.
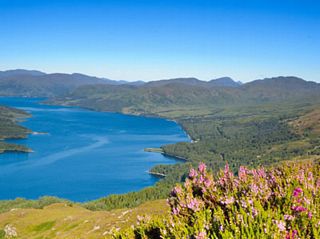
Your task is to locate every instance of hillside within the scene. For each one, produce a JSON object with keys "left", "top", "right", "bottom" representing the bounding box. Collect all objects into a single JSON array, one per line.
[
  {"left": 208, "top": 77, "right": 242, "bottom": 87},
  {"left": 0, "top": 158, "right": 318, "bottom": 238},
  {"left": 0, "top": 200, "right": 168, "bottom": 239},
  {"left": 0, "top": 106, "right": 31, "bottom": 153},
  {"left": 0, "top": 70, "right": 128, "bottom": 97},
  {"left": 47, "top": 76, "right": 320, "bottom": 211},
  {"left": 53, "top": 76, "right": 320, "bottom": 116},
  {"left": 117, "top": 158, "right": 320, "bottom": 238}
]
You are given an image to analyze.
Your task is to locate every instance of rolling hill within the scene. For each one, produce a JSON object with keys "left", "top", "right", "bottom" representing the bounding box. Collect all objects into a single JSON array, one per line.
[
  {"left": 52, "top": 76, "right": 320, "bottom": 116},
  {"left": 0, "top": 70, "right": 131, "bottom": 97}
]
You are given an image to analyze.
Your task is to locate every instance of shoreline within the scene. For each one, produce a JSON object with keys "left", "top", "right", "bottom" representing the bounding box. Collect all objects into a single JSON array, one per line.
[{"left": 148, "top": 171, "right": 166, "bottom": 177}]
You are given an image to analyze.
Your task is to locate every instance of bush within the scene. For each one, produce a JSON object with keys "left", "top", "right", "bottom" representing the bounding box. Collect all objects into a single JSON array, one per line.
[{"left": 116, "top": 160, "right": 320, "bottom": 238}]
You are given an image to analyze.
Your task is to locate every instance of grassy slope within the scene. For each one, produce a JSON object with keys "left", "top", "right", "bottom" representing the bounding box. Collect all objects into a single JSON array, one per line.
[
  {"left": 1, "top": 156, "right": 318, "bottom": 239},
  {"left": 0, "top": 200, "right": 168, "bottom": 239}
]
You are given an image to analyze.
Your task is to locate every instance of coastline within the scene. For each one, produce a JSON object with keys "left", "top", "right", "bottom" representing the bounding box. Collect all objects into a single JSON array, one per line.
[
  {"left": 0, "top": 111, "right": 33, "bottom": 154},
  {"left": 148, "top": 171, "right": 166, "bottom": 177}
]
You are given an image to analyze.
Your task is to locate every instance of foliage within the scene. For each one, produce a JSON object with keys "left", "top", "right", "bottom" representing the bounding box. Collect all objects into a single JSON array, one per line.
[
  {"left": 116, "top": 160, "right": 320, "bottom": 238},
  {"left": 50, "top": 77, "right": 320, "bottom": 211},
  {"left": 0, "top": 105, "right": 31, "bottom": 153}
]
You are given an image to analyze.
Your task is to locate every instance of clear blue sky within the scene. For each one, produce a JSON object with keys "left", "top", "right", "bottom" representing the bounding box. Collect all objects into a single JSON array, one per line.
[{"left": 0, "top": 0, "right": 319, "bottom": 82}]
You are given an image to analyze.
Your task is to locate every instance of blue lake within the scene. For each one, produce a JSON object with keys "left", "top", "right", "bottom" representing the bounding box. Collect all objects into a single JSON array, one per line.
[{"left": 0, "top": 97, "right": 189, "bottom": 202}]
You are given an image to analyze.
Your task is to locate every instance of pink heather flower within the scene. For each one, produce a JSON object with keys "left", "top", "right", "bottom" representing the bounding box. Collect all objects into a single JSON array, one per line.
[
  {"left": 257, "top": 168, "right": 266, "bottom": 178},
  {"left": 292, "top": 205, "right": 307, "bottom": 212},
  {"left": 198, "top": 163, "right": 206, "bottom": 173},
  {"left": 189, "top": 168, "right": 198, "bottom": 178},
  {"left": 187, "top": 198, "right": 201, "bottom": 211},
  {"left": 297, "top": 170, "right": 305, "bottom": 183},
  {"left": 240, "top": 200, "right": 247, "bottom": 208},
  {"left": 284, "top": 214, "right": 295, "bottom": 221},
  {"left": 304, "top": 197, "right": 311, "bottom": 205},
  {"left": 195, "top": 231, "right": 207, "bottom": 239},
  {"left": 251, "top": 207, "right": 258, "bottom": 217},
  {"left": 199, "top": 175, "right": 205, "bottom": 183},
  {"left": 286, "top": 229, "right": 298, "bottom": 239},
  {"left": 204, "top": 178, "right": 212, "bottom": 188},
  {"left": 173, "top": 185, "right": 182, "bottom": 195},
  {"left": 238, "top": 166, "right": 247, "bottom": 181},
  {"left": 221, "top": 196, "right": 235, "bottom": 205},
  {"left": 293, "top": 187, "right": 303, "bottom": 197},
  {"left": 308, "top": 211, "right": 312, "bottom": 219},
  {"left": 172, "top": 207, "right": 180, "bottom": 215},
  {"left": 276, "top": 220, "right": 286, "bottom": 232},
  {"left": 250, "top": 184, "right": 259, "bottom": 195}
]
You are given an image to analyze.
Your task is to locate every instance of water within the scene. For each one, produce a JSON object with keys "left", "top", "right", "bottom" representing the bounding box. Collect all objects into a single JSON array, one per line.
[{"left": 0, "top": 97, "right": 189, "bottom": 202}]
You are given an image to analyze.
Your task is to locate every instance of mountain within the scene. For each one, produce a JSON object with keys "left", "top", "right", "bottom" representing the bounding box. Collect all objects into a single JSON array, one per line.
[
  {"left": 0, "top": 70, "right": 125, "bottom": 97},
  {"left": 0, "top": 69, "right": 46, "bottom": 77},
  {"left": 146, "top": 77, "right": 241, "bottom": 88},
  {"left": 208, "top": 77, "right": 241, "bottom": 87},
  {"left": 52, "top": 76, "right": 320, "bottom": 116},
  {"left": 146, "top": 77, "right": 205, "bottom": 87},
  {"left": 241, "top": 76, "right": 320, "bottom": 101}
]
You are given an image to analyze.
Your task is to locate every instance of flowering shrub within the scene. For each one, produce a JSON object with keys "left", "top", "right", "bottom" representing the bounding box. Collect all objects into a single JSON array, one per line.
[{"left": 116, "top": 160, "right": 320, "bottom": 238}]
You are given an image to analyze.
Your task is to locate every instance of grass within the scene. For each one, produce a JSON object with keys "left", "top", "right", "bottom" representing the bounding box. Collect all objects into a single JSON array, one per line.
[{"left": 0, "top": 200, "right": 168, "bottom": 239}]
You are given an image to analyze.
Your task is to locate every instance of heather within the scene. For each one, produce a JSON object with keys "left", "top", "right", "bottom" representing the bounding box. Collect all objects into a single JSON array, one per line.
[{"left": 116, "top": 159, "right": 320, "bottom": 238}]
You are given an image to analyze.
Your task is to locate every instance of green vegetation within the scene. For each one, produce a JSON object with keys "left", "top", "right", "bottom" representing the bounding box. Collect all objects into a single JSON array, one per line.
[
  {"left": 0, "top": 105, "right": 31, "bottom": 153},
  {"left": 51, "top": 77, "right": 320, "bottom": 211},
  {"left": 0, "top": 77, "right": 320, "bottom": 238},
  {"left": 0, "top": 69, "right": 118, "bottom": 97},
  {"left": 32, "top": 220, "right": 56, "bottom": 232},
  {"left": 116, "top": 158, "right": 320, "bottom": 238},
  {"left": 0, "top": 196, "right": 69, "bottom": 214},
  {"left": 0, "top": 199, "right": 169, "bottom": 238}
]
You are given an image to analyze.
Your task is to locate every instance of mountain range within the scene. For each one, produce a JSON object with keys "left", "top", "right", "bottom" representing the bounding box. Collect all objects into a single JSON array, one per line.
[
  {"left": 0, "top": 69, "right": 244, "bottom": 97},
  {"left": 0, "top": 70, "right": 319, "bottom": 113}
]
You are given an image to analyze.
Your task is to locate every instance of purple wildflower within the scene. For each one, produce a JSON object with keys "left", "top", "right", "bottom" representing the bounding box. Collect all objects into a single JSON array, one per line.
[
  {"left": 189, "top": 168, "right": 198, "bottom": 178},
  {"left": 293, "top": 187, "right": 303, "bottom": 197},
  {"left": 292, "top": 205, "right": 307, "bottom": 212},
  {"left": 195, "top": 231, "right": 207, "bottom": 239}
]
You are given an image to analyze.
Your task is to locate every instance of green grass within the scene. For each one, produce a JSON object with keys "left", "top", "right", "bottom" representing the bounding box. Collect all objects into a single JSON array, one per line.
[
  {"left": 0, "top": 200, "right": 168, "bottom": 239},
  {"left": 32, "top": 221, "right": 56, "bottom": 232}
]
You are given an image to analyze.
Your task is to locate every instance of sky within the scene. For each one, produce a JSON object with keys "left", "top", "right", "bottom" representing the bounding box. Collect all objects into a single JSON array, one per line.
[{"left": 0, "top": 0, "right": 319, "bottom": 82}]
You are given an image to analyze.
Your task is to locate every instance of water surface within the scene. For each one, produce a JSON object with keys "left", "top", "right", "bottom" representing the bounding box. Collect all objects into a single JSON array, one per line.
[{"left": 0, "top": 97, "right": 188, "bottom": 201}]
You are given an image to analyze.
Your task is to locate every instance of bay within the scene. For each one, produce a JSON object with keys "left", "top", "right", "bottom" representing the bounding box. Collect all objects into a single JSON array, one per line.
[{"left": 0, "top": 97, "right": 188, "bottom": 202}]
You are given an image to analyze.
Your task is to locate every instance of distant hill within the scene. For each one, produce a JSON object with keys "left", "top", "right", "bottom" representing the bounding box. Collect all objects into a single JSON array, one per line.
[
  {"left": 241, "top": 76, "right": 320, "bottom": 101},
  {"left": 146, "top": 77, "right": 241, "bottom": 88},
  {"left": 146, "top": 77, "right": 205, "bottom": 87},
  {"left": 208, "top": 77, "right": 241, "bottom": 87},
  {"left": 0, "top": 70, "right": 126, "bottom": 97},
  {"left": 1, "top": 70, "right": 319, "bottom": 104},
  {"left": 52, "top": 76, "right": 320, "bottom": 116},
  {"left": 0, "top": 69, "right": 46, "bottom": 77}
]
